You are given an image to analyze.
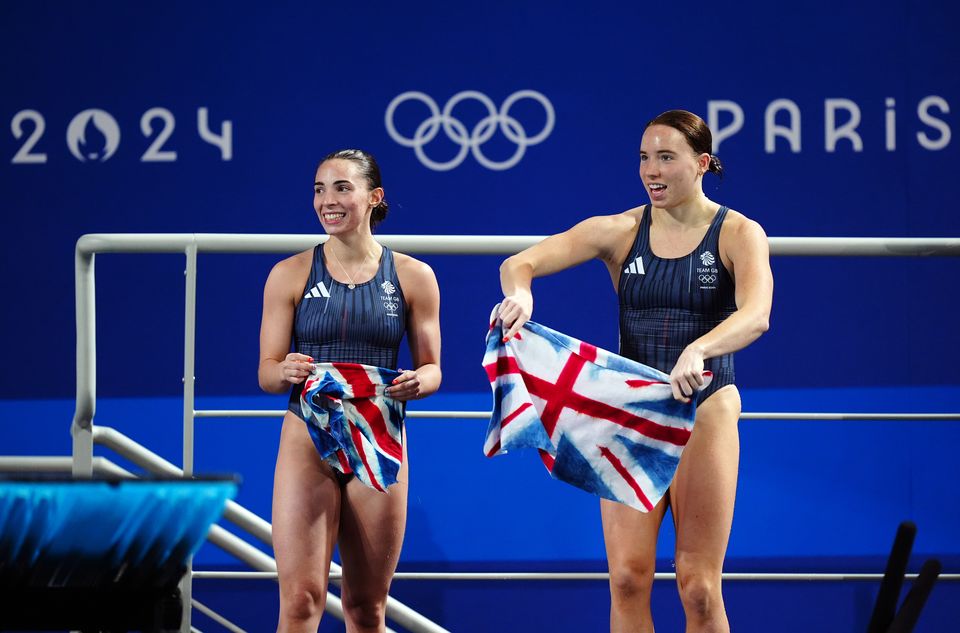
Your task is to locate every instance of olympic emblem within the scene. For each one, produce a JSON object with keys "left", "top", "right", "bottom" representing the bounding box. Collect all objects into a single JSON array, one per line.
[
  {"left": 698, "top": 274, "right": 717, "bottom": 285},
  {"left": 385, "top": 90, "right": 555, "bottom": 171},
  {"left": 66, "top": 109, "right": 121, "bottom": 162},
  {"left": 383, "top": 299, "right": 400, "bottom": 314}
]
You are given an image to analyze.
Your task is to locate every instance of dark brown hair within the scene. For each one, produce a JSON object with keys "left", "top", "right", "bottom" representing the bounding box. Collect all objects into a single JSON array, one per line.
[
  {"left": 645, "top": 110, "right": 724, "bottom": 179},
  {"left": 319, "top": 149, "right": 389, "bottom": 228}
]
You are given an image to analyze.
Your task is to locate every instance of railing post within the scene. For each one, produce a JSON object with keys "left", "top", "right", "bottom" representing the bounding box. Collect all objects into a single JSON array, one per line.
[
  {"left": 183, "top": 240, "right": 198, "bottom": 478},
  {"left": 180, "top": 239, "right": 198, "bottom": 633},
  {"left": 72, "top": 244, "right": 96, "bottom": 478}
]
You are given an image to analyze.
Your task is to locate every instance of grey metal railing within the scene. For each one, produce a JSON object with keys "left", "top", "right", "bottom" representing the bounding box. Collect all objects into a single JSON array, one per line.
[{"left": 66, "top": 234, "right": 960, "bottom": 632}]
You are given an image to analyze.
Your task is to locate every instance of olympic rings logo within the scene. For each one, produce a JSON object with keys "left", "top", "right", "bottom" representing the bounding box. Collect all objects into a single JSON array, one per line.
[
  {"left": 385, "top": 90, "right": 555, "bottom": 171},
  {"left": 698, "top": 274, "right": 718, "bottom": 285}
]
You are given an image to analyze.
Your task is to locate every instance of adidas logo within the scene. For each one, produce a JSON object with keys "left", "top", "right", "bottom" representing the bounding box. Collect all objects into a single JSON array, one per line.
[
  {"left": 623, "top": 256, "right": 645, "bottom": 275},
  {"left": 303, "top": 282, "right": 331, "bottom": 299}
]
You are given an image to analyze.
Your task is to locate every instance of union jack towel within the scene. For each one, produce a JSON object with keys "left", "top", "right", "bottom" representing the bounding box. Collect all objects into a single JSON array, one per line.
[
  {"left": 300, "top": 362, "right": 405, "bottom": 492},
  {"left": 483, "top": 316, "right": 712, "bottom": 512}
]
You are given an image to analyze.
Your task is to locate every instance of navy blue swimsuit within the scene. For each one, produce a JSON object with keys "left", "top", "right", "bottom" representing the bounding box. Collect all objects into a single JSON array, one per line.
[
  {"left": 618, "top": 205, "right": 737, "bottom": 404},
  {"left": 288, "top": 244, "right": 407, "bottom": 419}
]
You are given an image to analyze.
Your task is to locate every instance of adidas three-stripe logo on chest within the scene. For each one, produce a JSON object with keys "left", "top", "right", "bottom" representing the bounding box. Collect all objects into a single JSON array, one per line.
[
  {"left": 623, "top": 257, "right": 645, "bottom": 275},
  {"left": 304, "top": 282, "right": 331, "bottom": 298}
]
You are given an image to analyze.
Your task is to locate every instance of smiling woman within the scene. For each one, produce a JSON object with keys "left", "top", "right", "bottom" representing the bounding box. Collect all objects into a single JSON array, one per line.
[
  {"left": 257, "top": 149, "right": 442, "bottom": 632},
  {"left": 498, "top": 110, "right": 773, "bottom": 633}
]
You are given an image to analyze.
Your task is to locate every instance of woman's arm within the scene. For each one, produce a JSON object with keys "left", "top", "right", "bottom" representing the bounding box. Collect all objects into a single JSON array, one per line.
[
  {"left": 258, "top": 255, "right": 313, "bottom": 394},
  {"left": 499, "top": 213, "right": 633, "bottom": 339},
  {"left": 670, "top": 216, "right": 773, "bottom": 401},
  {"left": 387, "top": 256, "right": 442, "bottom": 401}
]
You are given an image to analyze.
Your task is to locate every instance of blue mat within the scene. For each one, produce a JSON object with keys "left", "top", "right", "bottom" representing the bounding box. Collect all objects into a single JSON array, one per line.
[
  {"left": 0, "top": 477, "right": 237, "bottom": 630},
  {"left": 0, "top": 478, "right": 236, "bottom": 589}
]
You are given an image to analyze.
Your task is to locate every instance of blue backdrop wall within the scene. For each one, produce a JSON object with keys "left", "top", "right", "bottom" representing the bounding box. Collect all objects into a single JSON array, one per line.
[
  {"left": 2, "top": 0, "right": 958, "bottom": 399},
  {"left": 1, "top": 1, "right": 958, "bottom": 631}
]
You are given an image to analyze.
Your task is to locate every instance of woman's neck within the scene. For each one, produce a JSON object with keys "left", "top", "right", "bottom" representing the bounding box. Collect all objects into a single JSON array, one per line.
[
  {"left": 325, "top": 233, "right": 381, "bottom": 265},
  {"left": 653, "top": 193, "right": 716, "bottom": 228}
]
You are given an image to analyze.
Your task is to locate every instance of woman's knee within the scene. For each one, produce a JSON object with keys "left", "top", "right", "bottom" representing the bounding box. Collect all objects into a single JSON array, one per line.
[
  {"left": 280, "top": 578, "right": 327, "bottom": 622},
  {"left": 608, "top": 560, "right": 656, "bottom": 602},
  {"left": 675, "top": 564, "right": 722, "bottom": 619},
  {"left": 342, "top": 594, "right": 387, "bottom": 629}
]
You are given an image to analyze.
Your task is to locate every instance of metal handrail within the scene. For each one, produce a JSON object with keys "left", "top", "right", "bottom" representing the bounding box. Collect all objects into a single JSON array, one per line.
[
  {"left": 73, "top": 232, "right": 960, "bottom": 470},
  {"left": 74, "top": 233, "right": 960, "bottom": 256},
  {"left": 70, "top": 234, "right": 960, "bottom": 632}
]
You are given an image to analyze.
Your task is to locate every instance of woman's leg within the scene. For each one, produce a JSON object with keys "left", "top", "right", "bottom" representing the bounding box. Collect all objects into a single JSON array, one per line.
[
  {"left": 670, "top": 386, "right": 741, "bottom": 633},
  {"left": 273, "top": 413, "right": 342, "bottom": 633},
  {"left": 337, "top": 437, "right": 409, "bottom": 633},
  {"left": 601, "top": 493, "right": 670, "bottom": 633}
]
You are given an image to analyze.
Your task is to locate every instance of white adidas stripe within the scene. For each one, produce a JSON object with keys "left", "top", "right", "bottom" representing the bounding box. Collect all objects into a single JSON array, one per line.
[
  {"left": 304, "top": 282, "right": 330, "bottom": 299},
  {"left": 623, "top": 257, "right": 644, "bottom": 275}
]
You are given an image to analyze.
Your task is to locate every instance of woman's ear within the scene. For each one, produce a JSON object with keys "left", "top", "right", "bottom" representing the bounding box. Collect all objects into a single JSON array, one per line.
[{"left": 698, "top": 153, "right": 711, "bottom": 175}]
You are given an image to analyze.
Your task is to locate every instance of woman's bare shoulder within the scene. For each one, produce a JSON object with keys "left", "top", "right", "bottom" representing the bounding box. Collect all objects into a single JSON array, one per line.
[
  {"left": 581, "top": 206, "right": 643, "bottom": 231},
  {"left": 722, "top": 208, "right": 767, "bottom": 240},
  {"left": 575, "top": 207, "right": 645, "bottom": 260},
  {"left": 392, "top": 251, "right": 436, "bottom": 282},
  {"left": 392, "top": 251, "right": 439, "bottom": 303},
  {"left": 266, "top": 248, "right": 315, "bottom": 288},
  {"left": 719, "top": 208, "right": 769, "bottom": 263}
]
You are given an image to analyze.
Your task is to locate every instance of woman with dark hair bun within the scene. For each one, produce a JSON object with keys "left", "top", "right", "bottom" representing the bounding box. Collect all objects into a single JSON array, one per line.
[
  {"left": 259, "top": 149, "right": 442, "bottom": 632},
  {"left": 499, "top": 110, "right": 772, "bottom": 632}
]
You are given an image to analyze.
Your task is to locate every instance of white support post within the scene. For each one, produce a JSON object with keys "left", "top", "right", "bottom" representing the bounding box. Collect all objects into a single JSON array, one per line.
[
  {"left": 72, "top": 246, "right": 96, "bottom": 478},
  {"left": 180, "top": 241, "right": 198, "bottom": 633},
  {"left": 183, "top": 241, "right": 198, "bottom": 478}
]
